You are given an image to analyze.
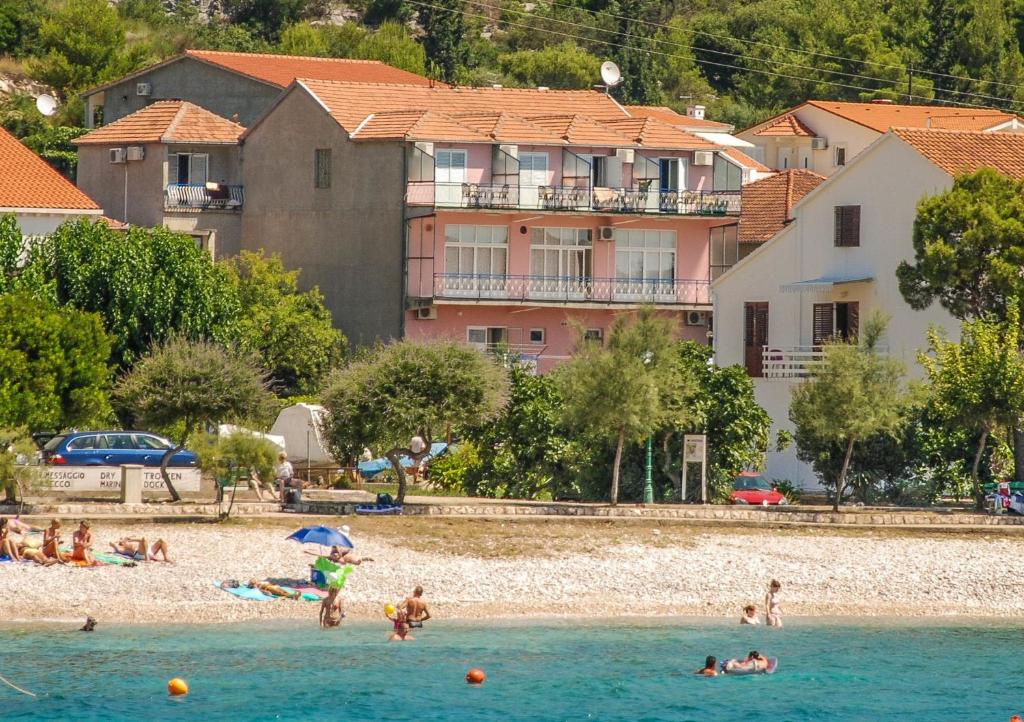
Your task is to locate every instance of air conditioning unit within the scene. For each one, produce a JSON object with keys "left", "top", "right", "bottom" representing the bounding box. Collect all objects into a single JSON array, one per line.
[
  {"left": 597, "top": 226, "right": 615, "bottom": 241},
  {"left": 109, "top": 148, "right": 126, "bottom": 164},
  {"left": 126, "top": 146, "right": 145, "bottom": 161},
  {"left": 615, "top": 148, "right": 635, "bottom": 163},
  {"left": 693, "top": 151, "right": 714, "bottom": 166},
  {"left": 136, "top": 82, "right": 152, "bottom": 96},
  {"left": 416, "top": 306, "right": 437, "bottom": 320},
  {"left": 811, "top": 137, "right": 828, "bottom": 150},
  {"left": 685, "top": 310, "right": 707, "bottom": 326}
]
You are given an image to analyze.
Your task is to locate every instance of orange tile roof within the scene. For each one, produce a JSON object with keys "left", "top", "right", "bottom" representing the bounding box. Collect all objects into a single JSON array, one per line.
[
  {"left": 892, "top": 127, "right": 1024, "bottom": 178},
  {"left": 527, "top": 114, "right": 637, "bottom": 146},
  {"left": 600, "top": 117, "right": 718, "bottom": 149},
  {"left": 296, "top": 79, "right": 629, "bottom": 135},
  {"left": 723, "top": 146, "right": 772, "bottom": 172},
  {"left": 352, "top": 110, "right": 493, "bottom": 142},
  {"left": 804, "top": 100, "right": 1019, "bottom": 133},
  {"left": 738, "top": 169, "right": 825, "bottom": 243},
  {"left": 185, "top": 49, "right": 433, "bottom": 88},
  {"left": 74, "top": 101, "right": 244, "bottom": 145},
  {"left": 625, "top": 105, "right": 733, "bottom": 132},
  {"left": 753, "top": 113, "right": 816, "bottom": 137},
  {"left": 454, "top": 112, "right": 566, "bottom": 144},
  {"left": 0, "top": 127, "right": 99, "bottom": 210}
]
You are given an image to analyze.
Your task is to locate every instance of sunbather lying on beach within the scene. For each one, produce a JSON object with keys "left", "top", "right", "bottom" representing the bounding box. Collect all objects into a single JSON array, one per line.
[
  {"left": 20, "top": 545, "right": 59, "bottom": 566},
  {"left": 110, "top": 537, "right": 173, "bottom": 562},
  {"left": 72, "top": 521, "right": 94, "bottom": 565},
  {"left": 248, "top": 579, "right": 300, "bottom": 599}
]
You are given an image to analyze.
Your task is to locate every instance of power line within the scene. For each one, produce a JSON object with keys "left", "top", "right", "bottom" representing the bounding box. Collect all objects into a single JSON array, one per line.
[
  {"left": 466, "top": 0, "right": 1024, "bottom": 108},
  {"left": 415, "top": 0, "right": 1023, "bottom": 110},
  {"left": 541, "top": 0, "right": 1024, "bottom": 95}
]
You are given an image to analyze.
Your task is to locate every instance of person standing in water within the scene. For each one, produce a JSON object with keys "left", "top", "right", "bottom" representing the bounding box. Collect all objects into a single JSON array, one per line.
[
  {"left": 319, "top": 588, "right": 345, "bottom": 628},
  {"left": 404, "top": 586, "right": 431, "bottom": 629},
  {"left": 765, "top": 579, "right": 782, "bottom": 627}
]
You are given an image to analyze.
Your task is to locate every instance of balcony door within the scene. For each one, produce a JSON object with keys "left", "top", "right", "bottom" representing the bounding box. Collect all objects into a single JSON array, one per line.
[
  {"left": 813, "top": 301, "right": 859, "bottom": 345},
  {"left": 519, "top": 152, "right": 548, "bottom": 209},
  {"left": 744, "top": 301, "right": 769, "bottom": 377},
  {"left": 435, "top": 149, "right": 466, "bottom": 206},
  {"left": 529, "top": 227, "right": 592, "bottom": 298},
  {"left": 171, "top": 153, "right": 208, "bottom": 185}
]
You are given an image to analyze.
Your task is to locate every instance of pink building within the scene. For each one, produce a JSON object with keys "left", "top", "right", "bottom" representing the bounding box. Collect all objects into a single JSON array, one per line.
[{"left": 239, "top": 80, "right": 750, "bottom": 361}]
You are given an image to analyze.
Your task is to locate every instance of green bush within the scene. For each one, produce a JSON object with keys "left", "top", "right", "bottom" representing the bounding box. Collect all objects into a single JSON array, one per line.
[{"left": 427, "top": 442, "right": 482, "bottom": 493}]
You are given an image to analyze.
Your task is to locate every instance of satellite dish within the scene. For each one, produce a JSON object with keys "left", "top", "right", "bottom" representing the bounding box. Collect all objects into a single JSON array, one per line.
[
  {"left": 600, "top": 61, "right": 622, "bottom": 87},
  {"left": 35, "top": 94, "right": 58, "bottom": 117}
]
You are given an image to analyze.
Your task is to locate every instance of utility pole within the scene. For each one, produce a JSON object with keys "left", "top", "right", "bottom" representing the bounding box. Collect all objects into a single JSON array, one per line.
[{"left": 907, "top": 64, "right": 914, "bottom": 103}]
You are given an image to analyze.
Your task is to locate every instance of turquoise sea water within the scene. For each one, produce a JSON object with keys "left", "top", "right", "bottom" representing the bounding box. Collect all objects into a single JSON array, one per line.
[{"left": 1, "top": 619, "right": 1021, "bottom": 721}]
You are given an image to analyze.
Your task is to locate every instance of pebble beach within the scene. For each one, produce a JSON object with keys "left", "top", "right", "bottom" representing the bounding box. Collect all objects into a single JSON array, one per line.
[{"left": 2, "top": 518, "right": 1022, "bottom": 625}]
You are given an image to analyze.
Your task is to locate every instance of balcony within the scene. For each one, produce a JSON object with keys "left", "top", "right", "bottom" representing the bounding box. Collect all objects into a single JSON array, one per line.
[
  {"left": 407, "top": 182, "right": 740, "bottom": 216},
  {"left": 761, "top": 346, "right": 824, "bottom": 379},
  {"left": 165, "top": 183, "right": 244, "bottom": 211},
  {"left": 433, "top": 273, "right": 710, "bottom": 305}
]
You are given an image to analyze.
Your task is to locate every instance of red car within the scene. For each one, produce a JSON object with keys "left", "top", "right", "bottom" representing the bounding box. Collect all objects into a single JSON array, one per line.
[{"left": 730, "top": 473, "right": 787, "bottom": 505}]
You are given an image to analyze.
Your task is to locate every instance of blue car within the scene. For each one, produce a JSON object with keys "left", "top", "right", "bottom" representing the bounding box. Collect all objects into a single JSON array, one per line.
[{"left": 41, "top": 431, "right": 198, "bottom": 467}]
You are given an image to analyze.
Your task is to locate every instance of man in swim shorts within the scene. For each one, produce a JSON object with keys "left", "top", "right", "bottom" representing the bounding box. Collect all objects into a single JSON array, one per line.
[{"left": 403, "top": 586, "right": 431, "bottom": 628}]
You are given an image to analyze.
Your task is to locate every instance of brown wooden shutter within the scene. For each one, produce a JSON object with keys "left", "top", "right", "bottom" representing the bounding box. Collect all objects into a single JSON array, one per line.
[
  {"left": 847, "top": 301, "right": 859, "bottom": 341},
  {"left": 833, "top": 207, "right": 843, "bottom": 246},
  {"left": 813, "top": 303, "right": 834, "bottom": 346},
  {"left": 834, "top": 206, "right": 862, "bottom": 247},
  {"left": 744, "top": 302, "right": 768, "bottom": 377}
]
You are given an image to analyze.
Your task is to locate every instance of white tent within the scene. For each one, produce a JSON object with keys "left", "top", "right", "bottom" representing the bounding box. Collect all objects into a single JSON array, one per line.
[{"left": 270, "top": 403, "right": 334, "bottom": 464}]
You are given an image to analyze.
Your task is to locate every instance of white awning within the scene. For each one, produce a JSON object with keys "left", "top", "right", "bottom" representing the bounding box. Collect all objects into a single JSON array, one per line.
[
  {"left": 780, "top": 275, "right": 874, "bottom": 293},
  {"left": 694, "top": 132, "right": 755, "bottom": 148}
]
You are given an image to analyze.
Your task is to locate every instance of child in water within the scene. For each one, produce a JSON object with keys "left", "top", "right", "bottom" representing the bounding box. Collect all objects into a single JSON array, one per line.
[{"left": 741, "top": 605, "right": 760, "bottom": 624}]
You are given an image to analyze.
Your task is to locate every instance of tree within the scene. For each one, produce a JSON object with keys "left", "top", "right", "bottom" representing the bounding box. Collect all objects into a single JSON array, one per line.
[
  {"left": 919, "top": 307, "right": 1024, "bottom": 508},
  {"left": 497, "top": 43, "right": 601, "bottom": 89},
  {"left": 610, "top": 0, "right": 662, "bottom": 105},
  {"left": 0, "top": 427, "right": 39, "bottom": 505},
  {"left": 222, "top": 0, "right": 330, "bottom": 43},
  {"left": 191, "top": 431, "right": 280, "bottom": 518},
  {"left": 898, "top": 168, "right": 1024, "bottom": 481},
  {"left": 0, "top": 219, "right": 240, "bottom": 370},
  {"left": 419, "top": 0, "right": 467, "bottom": 82},
  {"left": 29, "top": 0, "right": 146, "bottom": 95},
  {"left": 355, "top": 21, "right": 427, "bottom": 75},
  {"left": 114, "top": 337, "right": 274, "bottom": 501},
  {"left": 0, "top": 0, "right": 42, "bottom": 56},
  {"left": 555, "top": 309, "right": 681, "bottom": 505},
  {"left": 278, "top": 23, "right": 331, "bottom": 57},
  {"left": 221, "top": 250, "right": 346, "bottom": 397},
  {"left": 320, "top": 340, "right": 508, "bottom": 504},
  {"left": 789, "top": 312, "right": 906, "bottom": 512},
  {"left": 0, "top": 292, "right": 112, "bottom": 432}
]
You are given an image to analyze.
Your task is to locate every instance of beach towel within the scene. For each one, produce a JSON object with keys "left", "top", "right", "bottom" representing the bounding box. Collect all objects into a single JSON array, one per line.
[{"left": 214, "top": 581, "right": 276, "bottom": 601}]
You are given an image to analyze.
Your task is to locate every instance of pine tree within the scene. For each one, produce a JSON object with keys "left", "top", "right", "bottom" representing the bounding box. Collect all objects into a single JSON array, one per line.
[
  {"left": 610, "top": 0, "right": 661, "bottom": 105},
  {"left": 419, "top": 0, "right": 467, "bottom": 83}
]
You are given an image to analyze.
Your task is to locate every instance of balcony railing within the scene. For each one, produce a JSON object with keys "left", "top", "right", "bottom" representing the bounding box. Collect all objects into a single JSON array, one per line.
[
  {"left": 407, "top": 182, "right": 740, "bottom": 216},
  {"left": 165, "top": 183, "right": 244, "bottom": 211},
  {"left": 762, "top": 346, "right": 824, "bottom": 379},
  {"left": 434, "top": 273, "right": 710, "bottom": 305}
]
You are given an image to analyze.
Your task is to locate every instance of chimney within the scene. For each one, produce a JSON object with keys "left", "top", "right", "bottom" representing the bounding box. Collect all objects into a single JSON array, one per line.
[{"left": 687, "top": 105, "right": 706, "bottom": 120}]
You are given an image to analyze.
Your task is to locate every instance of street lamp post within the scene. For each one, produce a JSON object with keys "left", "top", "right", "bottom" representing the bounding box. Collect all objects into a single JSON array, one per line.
[{"left": 642, "top": 350, "right": 654, "bottom": 505}]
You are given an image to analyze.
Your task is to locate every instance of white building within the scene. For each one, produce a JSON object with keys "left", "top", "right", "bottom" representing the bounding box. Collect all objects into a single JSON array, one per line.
[
  {"left": 712, "top": 128, "right": 1024, "bottom": 486},
  {"left": 737, "top": 100, "right": 1024, "bottom": 177},
  {"left": 0, "top": 126, "right": 102, "bottom": 234}
]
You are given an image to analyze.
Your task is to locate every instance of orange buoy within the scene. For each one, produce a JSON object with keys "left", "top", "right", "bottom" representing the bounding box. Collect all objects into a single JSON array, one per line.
[
  {"left": 465, "top": 668, "right": 486, "bottom": 685},
  {"left": 167, "top": 678, "right": 189, "bottom": 696}
]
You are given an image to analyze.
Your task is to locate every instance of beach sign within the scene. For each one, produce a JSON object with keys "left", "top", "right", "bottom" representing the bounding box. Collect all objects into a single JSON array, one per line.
[{"left": 40, "top": 466, "right": 202, "bottom": 493}]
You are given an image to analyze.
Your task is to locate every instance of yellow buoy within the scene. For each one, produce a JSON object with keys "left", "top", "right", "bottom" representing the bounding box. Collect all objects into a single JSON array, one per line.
[{"left": 167, "top": 678, "right": 189, "bottom": 696}]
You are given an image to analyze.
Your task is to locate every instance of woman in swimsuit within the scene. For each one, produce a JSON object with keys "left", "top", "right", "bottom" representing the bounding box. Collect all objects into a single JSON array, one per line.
[
  {"left": 765, "top": 579, "right": 782, "bottom": 627},
  {"left": 0, "top": 519, "right": 23, "bottom": 561},
  {"left": 72, "top": 521, "right": 94, "bottom": 564},
  {"left": 319, "top": 588, "right": 345, "bottom": 628},
  {"left": 43, "top": 520, "right": 67, "bottom": 562},
  {"left": 386, "top": 608, "right": 414, "bottom": 641}
]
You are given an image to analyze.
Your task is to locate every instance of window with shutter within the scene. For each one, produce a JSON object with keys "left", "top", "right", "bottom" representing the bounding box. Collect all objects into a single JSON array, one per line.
[
  {"left": 833, "top": 205, "right": 861, "bottom": 247},
  {"left": 813, "top": 303, "right": 834, "bottom": 345},
  {"left": 743, "top": 301, "right": 768, "bottom": 377}
]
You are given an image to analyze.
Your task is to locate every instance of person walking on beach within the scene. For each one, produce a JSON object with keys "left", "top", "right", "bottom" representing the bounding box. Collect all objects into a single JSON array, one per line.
[
  {"left": 765, "top": 580, "right": 782, "bottom": 627},
  {"left": 404, "top": 586, "right": 431, "bottom": 628}
]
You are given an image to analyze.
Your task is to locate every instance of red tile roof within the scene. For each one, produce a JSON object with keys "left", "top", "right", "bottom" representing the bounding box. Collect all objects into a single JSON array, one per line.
[
  {"left": 892, "top": 127, "right": 1024, "bottom": 178},
  {"left": 625, "top": 105, "right": 733, "bottom": 132},
  {"left": 0, "top": 127, "right": 99, "bottom": 211},
  {"left": 738, "top": 169, "right": 825, "bottom": 243},
  {"left": 185, "top": 49, "right": 433, "bottom": 88},
  {"left": 352, "top": 110, "right": 493, "bottom": 142},
  {"left": 454, "top": 112, "right": 566, "bottom": 144},
  {"left": 74, "top": 101, "right": 244, "bottom": 145},
  {"left": 600, "top": 117, "right": 718, "bottom": 149},
  {"left": 753, "top": 113, "right": 816, "bottom": 137},
  {"left": 527, "top": 114, "right": 635, "bottom": 146},
  {"left": 804, "top": 100, "right": 1019, "bottom": 133}
]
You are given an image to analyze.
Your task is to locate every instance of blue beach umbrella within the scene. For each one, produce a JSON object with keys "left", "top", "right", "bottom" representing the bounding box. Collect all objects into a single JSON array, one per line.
[{"left": 286, "top": 525, "right": 353, "bottom": 549}]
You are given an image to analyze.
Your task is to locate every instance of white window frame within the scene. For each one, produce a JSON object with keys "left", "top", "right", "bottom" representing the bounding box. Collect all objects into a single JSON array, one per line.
[
  {"left": 466, "top": 326, "right": 506, "bottom": 351},
  {"left": 529, "top": 227, "right": 592, "bottom": 298},
  {"left": 435, "top": 149, "right": 467, "bottom": 182},
  {"left": 519, "top": 152, "right": 548, "bottom": 186},
  {"left": 614, "top": 229, "right": 676, "bottom": 298},
  {"left": 170, "top": 152, "right": 208, "bottom": 185},
  {"left": 584, "top": 328, "right": 603, "bottom": 343},
  {"left": 442, "top": 224, "right": 508, "bottom": 297}
]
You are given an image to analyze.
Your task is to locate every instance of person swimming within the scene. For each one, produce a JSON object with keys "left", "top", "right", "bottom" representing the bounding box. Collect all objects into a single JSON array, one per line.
[
  {"left": 741, "top": 604, "right": 760, "bottom": 624},
  {"left": 696, "top": 656, "right": 718, "bottom": 676},
  {"left": 724, "top": 651, "right": 769, "bottom": 673}
]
